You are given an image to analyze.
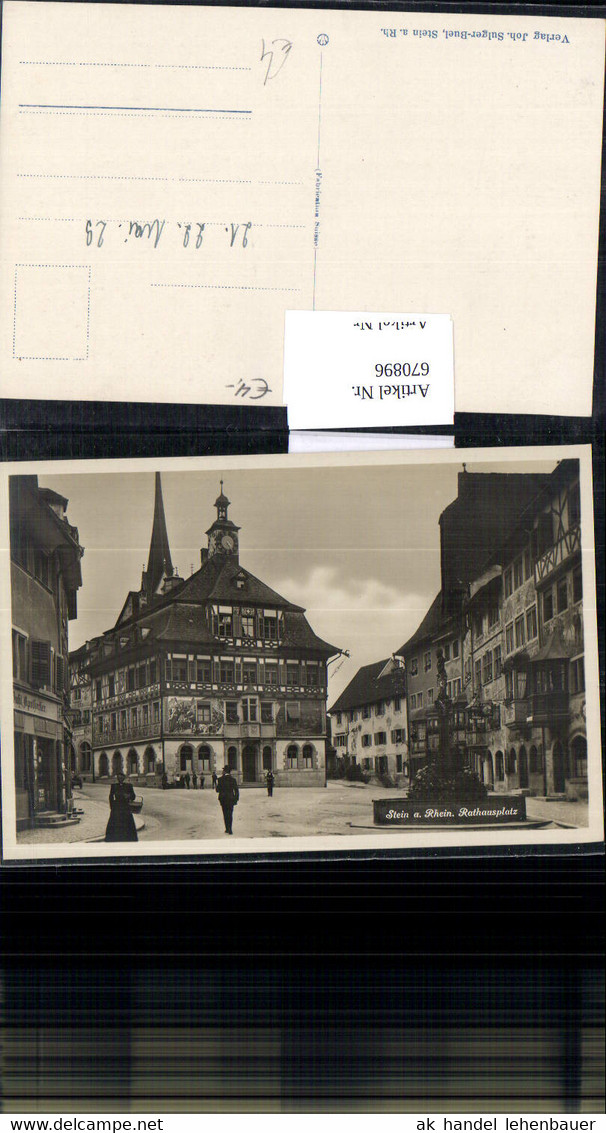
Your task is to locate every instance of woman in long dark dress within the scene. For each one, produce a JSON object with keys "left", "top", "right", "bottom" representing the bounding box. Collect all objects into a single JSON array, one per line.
[{"left": 105, "top": 772, "right": 138, "bottom": 842}]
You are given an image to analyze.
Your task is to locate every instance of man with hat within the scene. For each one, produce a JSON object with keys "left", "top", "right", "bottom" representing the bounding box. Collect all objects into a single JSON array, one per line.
[{"left": 216, "top": 764, "right": 239, "bottom": 835}]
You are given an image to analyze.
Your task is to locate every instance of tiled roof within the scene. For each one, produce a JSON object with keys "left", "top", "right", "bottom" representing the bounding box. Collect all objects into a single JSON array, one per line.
[
  {"left": 329, "top": 658, "right": 406, "bottom": 715},
  {"left": 170, "top": 556, "right": 303, "bottom": 610}
]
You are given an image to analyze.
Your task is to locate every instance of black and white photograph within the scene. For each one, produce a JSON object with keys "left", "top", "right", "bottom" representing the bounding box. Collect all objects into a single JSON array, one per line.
[{"left": 1, "top": 446, "right": 602, "bottom": 860}]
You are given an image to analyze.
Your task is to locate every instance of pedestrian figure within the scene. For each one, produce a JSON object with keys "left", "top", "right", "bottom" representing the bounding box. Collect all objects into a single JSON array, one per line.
[
  {"left": 184, "top": 771, "right": 191, "bottom": 789},
  {"left": 216, "top": 764, "right": 239, "bottom": 834},
  {"left": 199, "top": 775, "right": 205, "bottom": 790},
  {"left": 161, "top": 771, "right": 168, "bottom": 790},
  {"left": 211, "top": 770, "right": 218, "bottom": 790},
  {"left": 191, "top": 771, "right": 198, "bottom": 790},
  {"left": 105, "top": 772, "right": 138, "bottom": 842},
  {"left": 266, "top": 770, "right": 275, "bottom": 797}
]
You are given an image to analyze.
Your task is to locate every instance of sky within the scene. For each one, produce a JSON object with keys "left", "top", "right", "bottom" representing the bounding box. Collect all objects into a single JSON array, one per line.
[{"left": 40, "top": 456, "right": 557, "bottom": 705}]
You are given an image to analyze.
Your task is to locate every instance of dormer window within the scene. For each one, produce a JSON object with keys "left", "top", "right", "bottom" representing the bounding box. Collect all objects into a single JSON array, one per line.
[{"left": 235, "top": 573, "right": 247, "bottom": 590}]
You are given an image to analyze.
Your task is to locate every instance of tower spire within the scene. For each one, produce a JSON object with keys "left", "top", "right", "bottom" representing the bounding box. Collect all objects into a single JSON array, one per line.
[{"left": 144, "top": 472, "right": 173, "bottom": 599}]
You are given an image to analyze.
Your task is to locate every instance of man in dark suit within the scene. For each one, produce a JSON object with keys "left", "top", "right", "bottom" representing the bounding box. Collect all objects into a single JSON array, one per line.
[{"left": 216, "top": 765, "right": 239, "bottom": 834}]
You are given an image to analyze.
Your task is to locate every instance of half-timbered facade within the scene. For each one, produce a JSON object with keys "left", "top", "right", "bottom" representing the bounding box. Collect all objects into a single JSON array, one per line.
[{"left": 78, "top": 476, "right": 340, "bottom": 787}]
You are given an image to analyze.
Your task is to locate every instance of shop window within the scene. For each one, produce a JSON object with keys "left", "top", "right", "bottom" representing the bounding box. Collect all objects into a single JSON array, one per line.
[
  {"left": 302, "top": 744, "right": 314, "bottom": 768},
  {"left": 286, "top": 745, "right": 298, "bottom": 768},
  {"left": 179, "top": 745, "right": 193, "bottom": 771},
  {"left": 145, "top": 747, "right": 155, "bottom": 773}
]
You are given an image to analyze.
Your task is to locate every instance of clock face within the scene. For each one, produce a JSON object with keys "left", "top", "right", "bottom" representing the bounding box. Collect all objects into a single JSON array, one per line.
[{"left": 221, "top": 534, "right": 235, "bottom": 551}]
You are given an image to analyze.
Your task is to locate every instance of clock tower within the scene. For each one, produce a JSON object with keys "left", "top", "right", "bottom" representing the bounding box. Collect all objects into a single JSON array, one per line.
[{"left": 205, "top": 482, "right": 240, "bottom": 560}]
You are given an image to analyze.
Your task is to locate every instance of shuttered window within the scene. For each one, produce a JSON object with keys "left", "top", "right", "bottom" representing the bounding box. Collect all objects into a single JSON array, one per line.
[{"left": 30, "top": 640, "right": 51, "bottom": 686}]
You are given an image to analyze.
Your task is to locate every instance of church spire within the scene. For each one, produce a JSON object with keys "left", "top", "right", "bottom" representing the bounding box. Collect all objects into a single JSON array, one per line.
[{"left": 144, "top": 472, "right": 173, "bottom": 599}]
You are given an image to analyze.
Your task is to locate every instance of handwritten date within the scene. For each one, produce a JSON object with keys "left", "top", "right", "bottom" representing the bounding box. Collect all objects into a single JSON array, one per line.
[{"left": 85, "top": 219, "right": 252, "bottom": 250}]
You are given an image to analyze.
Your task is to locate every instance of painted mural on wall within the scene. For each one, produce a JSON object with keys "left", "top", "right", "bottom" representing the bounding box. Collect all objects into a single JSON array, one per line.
[{"left": 167, "top": 697, "right": 224, "bottom": 735}]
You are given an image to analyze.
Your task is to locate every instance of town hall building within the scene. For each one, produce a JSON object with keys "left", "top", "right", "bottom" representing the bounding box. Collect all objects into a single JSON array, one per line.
[{"left": 78, "top": 476, "right": 340, "bottom": 787}]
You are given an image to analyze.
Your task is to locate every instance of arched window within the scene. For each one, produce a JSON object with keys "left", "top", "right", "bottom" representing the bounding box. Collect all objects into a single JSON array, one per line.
[
  {"left": 112, "top": 750, "right": 123, "bottom": 776},
  {"left": 144, "top": 746, "right": 156, "bottom": 773},
  {"left": 302, "top": 744, "right": 314, "bottom": 769},
  {"left": 99, "top": 751, "right": 109, "bottom": 777},
  {"left": 495, "top": 751, "right": 504, "bottom": 781},
  {"left": 287, "top": 744, "right": 298, "bottom": 768},
  {"left": 262, "top": 745, "right": 273, "bottom": 771},
  {"left": 80, "top": 741, "right": 92, "bottom": 772},
  {"left": 506, "top": 748, "right": 517, "bottom": 775},
  {"left": 227, "top": 746, "right": 238, "bottom": 771},
  {"left": 128, "top": 748, "right": 138, "bottom": 775},
  {"left": 198, "top": 744, "right": 212, "bottom": 771},
  {"left": 570, "top": 735, "right": 587, "bottom": 779},
  {"left": 180, "top": 744, "right": 193, "bottom": 771}
]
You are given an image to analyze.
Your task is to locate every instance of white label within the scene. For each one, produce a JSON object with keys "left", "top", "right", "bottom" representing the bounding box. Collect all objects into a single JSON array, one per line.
[{"left": 284, "top": 311, "right": 454, "bottom": 429}]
